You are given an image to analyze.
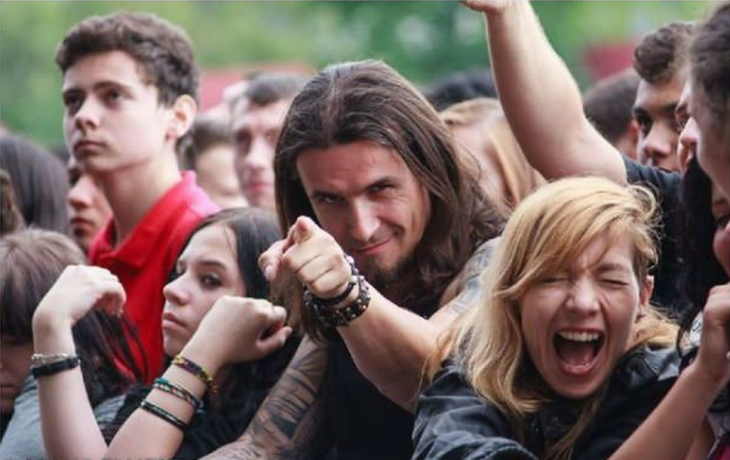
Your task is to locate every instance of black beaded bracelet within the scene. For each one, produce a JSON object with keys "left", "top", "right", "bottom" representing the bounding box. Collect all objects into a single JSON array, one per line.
[
  {"left": 31, "top": 356, "right": 80, "bottom": 379},
  {"left": 139, "top": 400, "right": 187, "bottom": 431}
]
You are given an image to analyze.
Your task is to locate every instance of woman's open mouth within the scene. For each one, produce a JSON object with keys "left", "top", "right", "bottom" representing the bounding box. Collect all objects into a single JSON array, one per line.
[{"left": 553, "top": 329, "right": 604, "bottom": 376}]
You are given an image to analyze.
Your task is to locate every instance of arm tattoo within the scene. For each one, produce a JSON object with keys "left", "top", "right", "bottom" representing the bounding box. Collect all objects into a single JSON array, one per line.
[
  {"left": 201, "top": 337, "right": 332, "bottom": 460},
  {"left": 440, "top": 238, "right": 498, "bottom": 316}
]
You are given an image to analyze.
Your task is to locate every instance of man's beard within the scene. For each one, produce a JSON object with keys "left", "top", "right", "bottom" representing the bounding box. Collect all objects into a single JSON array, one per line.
[{"left": 358, "top": 254, "right": 415, "bottom": 293}]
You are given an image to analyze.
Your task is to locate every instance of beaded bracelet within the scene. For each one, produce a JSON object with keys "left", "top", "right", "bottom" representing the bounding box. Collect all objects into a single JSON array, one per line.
[
  {"left": 171, "top": 355, "right": 216, "bottom": 393},
  {"left": 153, "top": 377, "right": 203, "bottom": 411},
  {"left": 139, "top": 400, "right": 187, "bottom": 431}
]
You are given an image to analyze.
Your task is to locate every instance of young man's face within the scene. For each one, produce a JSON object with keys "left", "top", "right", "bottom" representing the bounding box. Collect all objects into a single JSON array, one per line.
[
  {"left": 231, "top": 99, "right": 290, "bottom": 211},
  {"left": 62, "top": 50, "right": 177, "bottom": 176},
  {"left": 296, "top": 140, "right": 432, "bottom": 288},
  {"left": 633, "top": 73, "right": 685, "bottom": 172}
]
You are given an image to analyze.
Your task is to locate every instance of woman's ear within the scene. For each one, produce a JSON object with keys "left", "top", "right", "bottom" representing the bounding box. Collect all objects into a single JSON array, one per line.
[
  {"left": 637, "top": 275, "right": 654, "bottom": 319},
  {"left": 166, "top": 94, "right": 197, "bottom": 141}
]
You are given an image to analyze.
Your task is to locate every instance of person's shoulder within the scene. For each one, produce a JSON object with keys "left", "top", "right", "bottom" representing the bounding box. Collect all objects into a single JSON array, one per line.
[{"left": 623, "top": 156, "right": 681, "bottom": 191}]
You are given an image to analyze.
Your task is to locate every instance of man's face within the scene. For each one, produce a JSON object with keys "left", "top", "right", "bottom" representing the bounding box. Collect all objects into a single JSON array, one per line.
[
  {"left": 67, "top": 159, "right": 113, "bottom": 253},
  {"left": 62, "top": 50, "right": 178, "bottom": 176},
  {"left": 634, "top": 74, "right": 685, "bottom": 172},
  {"left": 674, "top": 81, "right": 699, "bottom": 175},
  {"left": 690, "top": 87, "right": 730, "bottom": 202},
  {"left": 231, "top": 99, "right": 290, "bottom": 211},
  {"left": 296, "top": 140, "right": 431, "bottom": 287}
]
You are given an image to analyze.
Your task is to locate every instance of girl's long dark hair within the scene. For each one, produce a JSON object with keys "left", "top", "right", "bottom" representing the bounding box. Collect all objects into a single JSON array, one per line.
[
  {"left": 0, "top": 229, "right": 143, "bottom": 408},
  {"left": 678, "top": 157, "right": 729, "bottom": 347}
]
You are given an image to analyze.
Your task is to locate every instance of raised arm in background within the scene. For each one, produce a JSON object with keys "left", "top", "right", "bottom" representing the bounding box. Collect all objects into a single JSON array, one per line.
[{"left": 463, "top": 0, "right": 626, "bottom": 183}]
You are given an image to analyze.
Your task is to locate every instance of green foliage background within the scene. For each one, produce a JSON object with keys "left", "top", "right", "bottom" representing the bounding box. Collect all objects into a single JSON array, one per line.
[{"left": 0, "top": 1, "right": 711, "bottom": 148}]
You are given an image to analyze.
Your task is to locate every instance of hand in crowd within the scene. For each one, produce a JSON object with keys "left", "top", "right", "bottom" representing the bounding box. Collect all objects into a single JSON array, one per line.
[
  {"left": 33, "top": 265, "right": 126, "bottom": 330},
  {"left": 694, "top": 282, "right": 730, "bottom": 389},
  {"left": 461, "top": 0, "right": 516, "bottom": 14},
  {"left": 182, "top": 296, "right": 292, "bottom": 374},
  {"left": 259, "top": 216, "right": 352, "bottom": 300}
]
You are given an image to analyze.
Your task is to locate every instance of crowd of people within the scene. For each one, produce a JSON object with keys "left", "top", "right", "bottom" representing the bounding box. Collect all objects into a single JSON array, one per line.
[{"left": 0, "top": 1, "right": 728, "bottom": 459}]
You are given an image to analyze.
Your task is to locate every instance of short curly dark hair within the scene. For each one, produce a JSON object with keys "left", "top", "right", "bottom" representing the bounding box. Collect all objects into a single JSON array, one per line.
[
  {"left": 56, "top": 11, "right": 199, "bottom": 151},
  {"left": 691, "top": 1, "right": 730, "bottom": 123},
  {"left": 633, "top": 21, "right": 695, "bottom": 84}
]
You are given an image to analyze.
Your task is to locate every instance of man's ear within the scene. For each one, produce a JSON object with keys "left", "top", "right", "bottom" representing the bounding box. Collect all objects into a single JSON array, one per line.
[
  {"left": 166, "top": 94, "right": 197, "bottom": 141},
  {"left": 638, "top": 274, "right": 654, "bottom": 318}
]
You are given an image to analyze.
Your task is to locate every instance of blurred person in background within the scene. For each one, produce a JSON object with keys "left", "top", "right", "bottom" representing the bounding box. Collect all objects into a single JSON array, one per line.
[
  {"left": 0, "top": 134, "right": 69, "bottom": 234},
  {"left": 440, "top": 97, "right": 545, "bottom": 216},
  {"left": 583, "top": 68, "right": 641, "bottom": 161},
  {"left": 183, "top": 116, "right": 247, "bottom": 209},
  {"left": 230, "top": 73, "right": 308, "bottom": 211},
  {"left": 66, "top": 157, "right": 113, "bottom": 254}
]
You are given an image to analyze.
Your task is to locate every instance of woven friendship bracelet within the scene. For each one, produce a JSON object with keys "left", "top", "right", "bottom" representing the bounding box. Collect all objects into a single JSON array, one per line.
[
  {"left": 171, "top": 355, "right": 216, "bottom": 393},
  {"left": 153, "top": 377, "right": 203, "bottom": 411},
  {"left": 140, "top": 400, "right": 187, "bottom": 431}
]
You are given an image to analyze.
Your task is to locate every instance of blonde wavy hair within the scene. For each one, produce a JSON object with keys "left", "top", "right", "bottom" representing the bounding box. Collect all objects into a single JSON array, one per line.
[
  {"left": 441, "top": 98, "right": 545, "bottom": 215},
  {"left": 430, "top": 176, "right": 677, "bottom": 460}
]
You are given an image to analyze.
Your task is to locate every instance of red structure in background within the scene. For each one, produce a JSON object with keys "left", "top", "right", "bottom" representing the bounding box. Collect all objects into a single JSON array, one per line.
[
  {"left": 583, "top": 41, "right": 637, "bottom": 82},
  {"left": 198, "top": 62, "right": 313, "bottom": 111}
]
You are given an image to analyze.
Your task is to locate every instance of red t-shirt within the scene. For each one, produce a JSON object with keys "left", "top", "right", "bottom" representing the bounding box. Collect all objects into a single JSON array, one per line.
[{"left": 89, "top": 172, "right": 219, "bottom": 381}]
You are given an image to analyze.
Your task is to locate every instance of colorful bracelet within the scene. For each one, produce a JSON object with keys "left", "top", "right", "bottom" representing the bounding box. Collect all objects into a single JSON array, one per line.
[
  {"left": 31, "top": 356, "right": 81, "bottom": 379},
  {"left": 171, "top": 355, "right": 216, "bottom": 393},
  {"left": 139, "top": 400, "right": 187, "bottom": 431},
  {"left": 153, "top": 377, "right": 203, "bottom": 411}
]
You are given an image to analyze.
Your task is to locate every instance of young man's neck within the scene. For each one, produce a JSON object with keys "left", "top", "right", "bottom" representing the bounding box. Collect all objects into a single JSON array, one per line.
[{"left": 98, "top": 153, "right": 182, "bottom": 245}]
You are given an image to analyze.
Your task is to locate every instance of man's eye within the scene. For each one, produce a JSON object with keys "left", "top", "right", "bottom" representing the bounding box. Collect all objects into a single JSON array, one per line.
[
  {"left": 63, "top": 95, "right": 82, "bottom": 113},
  {"left": 315, "top": 195, "right": 341, "bottom": 205},
  {"left": 105, "top": 89, "right": 123, "bottom": 103},
  {"left": 636, "top": 116, "right": 651, "bottom": 135}
]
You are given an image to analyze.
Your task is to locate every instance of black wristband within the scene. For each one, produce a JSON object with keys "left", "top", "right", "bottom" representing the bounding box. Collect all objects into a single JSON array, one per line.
[
  {"left": 140, "top": 400, "right": 187, "bottom": 431},
  {"left": 31, "top": 356, "right": 80, "bottom": 379},
  {"left": 305, "top": 255, "right": 359, "bottom": 308}
]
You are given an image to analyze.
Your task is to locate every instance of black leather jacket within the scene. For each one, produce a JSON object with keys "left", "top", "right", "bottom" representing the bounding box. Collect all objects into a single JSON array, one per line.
[{"left": 413, "top": 346, "right": 679, "bottom": 460}]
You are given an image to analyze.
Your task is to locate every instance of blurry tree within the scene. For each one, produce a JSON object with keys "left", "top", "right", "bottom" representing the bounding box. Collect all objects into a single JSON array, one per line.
[{"left": 0, "top": 1, "right": 711, "bottom": 147}]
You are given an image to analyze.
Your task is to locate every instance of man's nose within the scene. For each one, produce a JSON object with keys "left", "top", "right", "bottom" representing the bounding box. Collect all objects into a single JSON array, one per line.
[
  {"left": 73, "top": 98, "right": 101, "bottom": 132},
  {"left": 348, "top": 200, "right": 379, "bottom": 243}
]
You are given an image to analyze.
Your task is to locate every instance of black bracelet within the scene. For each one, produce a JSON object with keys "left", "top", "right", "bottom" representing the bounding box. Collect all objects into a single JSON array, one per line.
[
  {"left": 31, "top": 356, "right": 80, "bottom": 379},
  {"left": 304, "top": 255, "right": 359, "bottom": 308},
  {"left": 139, "top": 400, "right": 187, "bottom": 431}
]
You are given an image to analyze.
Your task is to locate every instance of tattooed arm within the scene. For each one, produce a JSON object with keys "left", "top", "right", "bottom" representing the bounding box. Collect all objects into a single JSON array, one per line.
[
  {"left": 431, "top": 238, "right": 499, "bottom": 331},
  {"left": 201, "top": 337, "right": 333, "bottom": 460}
]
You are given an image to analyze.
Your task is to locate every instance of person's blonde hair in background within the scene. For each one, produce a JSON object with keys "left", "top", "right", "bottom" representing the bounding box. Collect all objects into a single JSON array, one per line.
[
  {"left": 440, "top": 98, "right": 545, "bottom": 215},
  {"left": 427, "top": 177, "right": 678, "bottom": 460}
]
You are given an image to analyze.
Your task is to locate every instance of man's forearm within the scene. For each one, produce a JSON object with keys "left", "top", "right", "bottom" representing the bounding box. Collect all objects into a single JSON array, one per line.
[{"left": 202, "top": 337, "right": 332, "bottom": 460}]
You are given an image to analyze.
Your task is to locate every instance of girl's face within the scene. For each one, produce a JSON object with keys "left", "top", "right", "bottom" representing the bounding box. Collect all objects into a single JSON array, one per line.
[
  {"left": 519, "top": 234, "right": 652, "bottom": 400},
  {"left": 161, "top": 224, "right": 245, "bottom": 357},
  {"left": 0, "top": 337, "right": 33, "bottom": 413}
]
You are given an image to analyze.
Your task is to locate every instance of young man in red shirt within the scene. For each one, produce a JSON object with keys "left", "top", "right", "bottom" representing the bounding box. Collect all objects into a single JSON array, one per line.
[{"left": 56, "top": 12, "right": 219, "bottom": 379}]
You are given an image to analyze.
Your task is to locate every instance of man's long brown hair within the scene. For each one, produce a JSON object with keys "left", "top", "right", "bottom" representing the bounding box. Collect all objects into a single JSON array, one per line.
[{"left": 273, "top": 60, "right": 502, "bottom": 340}]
